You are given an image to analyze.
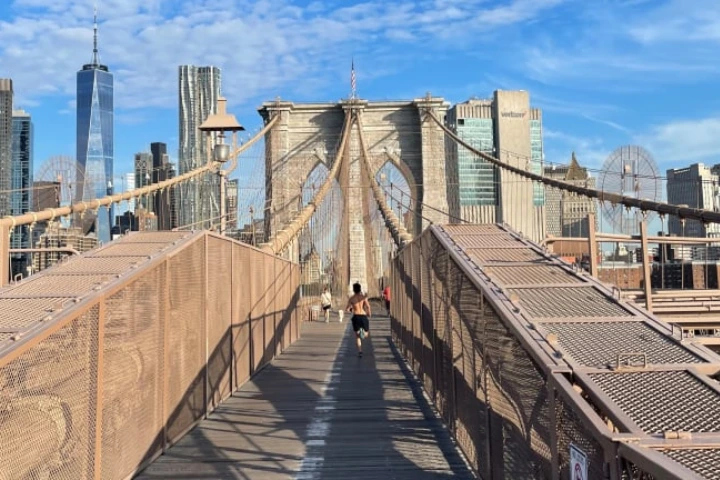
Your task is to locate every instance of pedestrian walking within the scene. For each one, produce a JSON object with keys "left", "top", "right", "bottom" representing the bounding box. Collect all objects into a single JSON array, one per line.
[
  {"left": 321, "top": 286, "right": 332, "bottom": 323},
  {"left": 382, "top": 285, "right": 391, "bottom": 315}
]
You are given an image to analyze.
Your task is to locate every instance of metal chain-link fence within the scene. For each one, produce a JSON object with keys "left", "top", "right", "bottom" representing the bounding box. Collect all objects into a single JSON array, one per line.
[
  {"left": 391, "top": 224, "right": 715, "bottom": 480},
  {"left": 0, "top": 230, "right": 301, "bottom": 480}
]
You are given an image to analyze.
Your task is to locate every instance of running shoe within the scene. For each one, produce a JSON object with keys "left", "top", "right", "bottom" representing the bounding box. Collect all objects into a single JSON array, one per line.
[{"left": 359, "top": 328, "right": 366, "bottom": 340}]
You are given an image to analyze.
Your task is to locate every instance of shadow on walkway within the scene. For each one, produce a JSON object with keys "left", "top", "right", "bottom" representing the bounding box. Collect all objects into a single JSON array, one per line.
[{"left": 137, "top": 311, "right": 475, "bottom": 479}]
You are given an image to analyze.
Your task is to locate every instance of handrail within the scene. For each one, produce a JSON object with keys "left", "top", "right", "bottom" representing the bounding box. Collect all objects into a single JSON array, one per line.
[
  {"left": 426, "top": 111, "right": 720, "bottom": 225},
  {"left": 260, "top": 111, "right": 353, "bottom": 254},
  {"left": 0, "top": 115, "right": 278, "bottom": 230},
  {"left": 541, "top": 234, "right": 719, "bottom": 246}
]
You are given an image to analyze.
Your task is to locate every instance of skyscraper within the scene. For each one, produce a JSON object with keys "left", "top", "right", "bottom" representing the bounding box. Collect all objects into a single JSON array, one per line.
[
  {"left": 0, "top": 79, "right": 12, "bottom": 218},
  {"left": 134, "top": 152, "right": 153, "bottom": 211},
  {"left": 544, "top": 153, "right": 597, "bottom": 238},
  {"left": 666, "top": 163, "right": 720, "bottom": 238},
  {"left": 116, "top": 172, "right": 135, "bottom": 215},
  {"left": 226, "top": 178, "right": 238, "bottom": 231},
  {"left": 446, "top": 90, "right": 545, "bottom": 241},
  {"left": 11, "top": 110, "right": 33, "bottom": 275},
  {"left": 76, "top": 10, "right": 113, "bottom": 243},
  {"left": 151, "top": 142, "right": 175, "bottom": 230},
  {"left": 178, "top": 65, "right": 221, "bottom": 230}
]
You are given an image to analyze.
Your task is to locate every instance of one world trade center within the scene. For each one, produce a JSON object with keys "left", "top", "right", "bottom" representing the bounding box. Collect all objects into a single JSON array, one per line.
[{"left": 76, "top": 9, "right": 113, "bottom": 243}]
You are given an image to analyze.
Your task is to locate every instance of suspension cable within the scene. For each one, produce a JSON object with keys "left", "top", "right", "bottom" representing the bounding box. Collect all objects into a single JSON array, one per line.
[
  {"left": 260, "top": 111, "right": 354, "bottom": 255},
  {"left": 0, "top": 115, "right": 279, "bottom": 230},
  {"left": 382, "top": 183, "right": 469, "bottom": 225},
  {"left": 355, "top": 111, "right": 413, "bottom": 248},
  {"left": 425, "top": 111, "right": 720, "bottom": 225}
]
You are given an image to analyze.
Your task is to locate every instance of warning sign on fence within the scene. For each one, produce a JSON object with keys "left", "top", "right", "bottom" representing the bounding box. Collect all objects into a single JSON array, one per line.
[{"left": 570, "top": 443, "right": 588, "bottom": 480}]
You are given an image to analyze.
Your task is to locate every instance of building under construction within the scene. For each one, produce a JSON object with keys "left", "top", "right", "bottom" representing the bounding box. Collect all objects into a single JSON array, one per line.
[{"left": 32, "top": 222, "right": 98, "bottom": 272}]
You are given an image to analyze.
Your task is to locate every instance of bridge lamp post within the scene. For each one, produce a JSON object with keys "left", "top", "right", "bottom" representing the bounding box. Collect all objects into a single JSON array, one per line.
[{"left": 199, "top": 97, "right": 245, "bottom": 235}]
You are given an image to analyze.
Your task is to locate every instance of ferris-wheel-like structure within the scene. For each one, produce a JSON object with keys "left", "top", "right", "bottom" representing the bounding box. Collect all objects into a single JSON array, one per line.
[
  {"left": 598, "top": 146, "right": 662, "bottom": 236},
  {"left": 35, "top": 156, "right": 85, "bottom": 228}
]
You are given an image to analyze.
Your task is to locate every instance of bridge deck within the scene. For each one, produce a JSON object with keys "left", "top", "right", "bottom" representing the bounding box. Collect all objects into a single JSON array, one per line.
[{"left": 137, "top": 312, "right": 474, "bottom": 479}]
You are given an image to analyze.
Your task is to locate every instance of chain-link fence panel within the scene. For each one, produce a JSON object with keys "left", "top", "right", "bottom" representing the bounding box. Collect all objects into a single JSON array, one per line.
[
  {"left": 232, "top": 243, "right": 251, "bottom": 389},
  {"left": 0, "top": 231, "right": 302, "bottom": 480},
  {"left": 101, "top": 264, "right": 164, "bottom": 479},
  {"left": 165, "top": 236, "right": 206, "bottom": 444},
  {"left": 206, "top": 235, "right": 233, "bottom": 411},
  {"left": 0, "top": 306, "right": 99, "bottom": 480}
]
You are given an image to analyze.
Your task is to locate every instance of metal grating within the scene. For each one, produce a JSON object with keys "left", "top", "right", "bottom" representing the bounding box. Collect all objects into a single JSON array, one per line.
[
  {"left": 539, "top": 321, "right": 703, "bottom": 367},
  {"left": 0, "top": 274, "right": 112, "bottom": 297},
  {"left": 51, "top": 256, "right": 147, "bottom": 275},
  {"left": 165, "top": 238, "right": 206, "bottom": 442},
  {"left": 465, "top": 247, "right": 546, "bottom": 264},
  {"left": 232, "top": 244, "right": 251, "bottom": 388},
  {"left": 589, "top": 371, "right": 720, "bottom": 433},
  {"left": 0, "top": 297, "right": 68, "bottom": 329},
  {"left": 443, "top": 224, "right": 506, "bottom": 234},
  {"left": 662, "top": 448, "right": 720, "bottom": 480},
  {"left": 451, "top": 234, "right": 527, "bottom": 249},
  {"left": 509, "top": 286, "right": 634, "bottom": 318},
  {"left": 101, "top": 263, "right": 165, "bottom": 479},
  {"left": 486, "top": 264, "right": 583, "bottom": 286},
  {"left": 206, "top": 236, "right": 233, "bottom": 411},
  {"left": 118, "top": 231, "right": 191, "bottom": 243},
  {"left": 0, "top": 307, "right": 99, "bottom": 479},
  {"left": 90, "top": 243, "right": 169, "bottom": 257}
]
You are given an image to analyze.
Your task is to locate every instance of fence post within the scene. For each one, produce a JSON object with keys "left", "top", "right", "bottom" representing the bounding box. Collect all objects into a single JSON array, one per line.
[
  {"left": 93, "top": 299, "right": 106, "bottom": 480},
  {"left": 0, "top": 225, "right": 8, "bottom": 287},
  {"left": 587, "top": 213, "right": 598, "bottom": 277},
  {"left": 640, "top": 220, "right": 653, "bottom": 312}
]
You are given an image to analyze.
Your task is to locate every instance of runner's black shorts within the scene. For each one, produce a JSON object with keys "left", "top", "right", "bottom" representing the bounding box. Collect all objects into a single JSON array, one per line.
[
  {"left": 352, "top": 314, "right": 369, "bottom": 333},
  {"left": 322, "top": 305, "right": 331, "bottom": 311}
]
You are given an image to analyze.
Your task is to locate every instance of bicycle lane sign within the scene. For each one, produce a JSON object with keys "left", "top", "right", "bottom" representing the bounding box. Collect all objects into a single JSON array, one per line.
[{"left": 570, "top": 443, "right": 588, "bottom": 480}]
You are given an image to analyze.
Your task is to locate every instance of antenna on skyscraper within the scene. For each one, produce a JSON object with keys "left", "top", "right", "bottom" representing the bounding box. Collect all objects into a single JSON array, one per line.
[{"left": 92, "top": 3, "right": 100, "bottom": 66}]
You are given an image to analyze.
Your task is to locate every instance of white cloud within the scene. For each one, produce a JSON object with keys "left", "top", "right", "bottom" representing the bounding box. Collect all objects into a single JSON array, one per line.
[
  {"left": 518, "top": 0, "right": 720, "bottom": 89},
  {"left": 626, "top": 0, "right": 720, "bottom": 44},
  {"left": 636, "top": 117, "right": 720, "bottom": 168},
  {"left": 475, "top": 0, "right": 565, "bottom": 26},
  {"left": 0, "top": 0, "right": 568, "bottom": 112},
  {"left": 543, "top": 129, "right": 611, "bottom": 170}
]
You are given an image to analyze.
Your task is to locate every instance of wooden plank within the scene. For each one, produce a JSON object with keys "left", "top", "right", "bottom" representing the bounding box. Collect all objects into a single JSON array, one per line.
[{"left": 136, "top": 311, "right": 475, "bottom": 479}]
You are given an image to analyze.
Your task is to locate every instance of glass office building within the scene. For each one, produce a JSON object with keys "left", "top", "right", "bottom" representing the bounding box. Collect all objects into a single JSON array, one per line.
[
  {"left": 76, "top": 15, "right": 113, "bottom": 243},
  {"left": 178, "top": 65, "right": 221, "bottom": 230},
  {"left": 0, "top": 79, "right": 12, "bottom": 218},
  {"left": 530, "top": 119, "right": 544, "bottom": 206},
  {"left": 457, "top": 117, "right": 496, "bottom": 206},
  {"left": 446, "top": 91, "right": 545, "bottom": 241},
  {"left": 11, "top": 110, "right": 32, "bottom": 275}
]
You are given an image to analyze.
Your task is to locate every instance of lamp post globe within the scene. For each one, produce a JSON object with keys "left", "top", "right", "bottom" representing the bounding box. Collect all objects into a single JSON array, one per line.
[
  {"left": 213, "top": 143, "right": 231, "bottom": 163},
  {"left": 199, "top": 97, "right": 245, "bottom": 235}
]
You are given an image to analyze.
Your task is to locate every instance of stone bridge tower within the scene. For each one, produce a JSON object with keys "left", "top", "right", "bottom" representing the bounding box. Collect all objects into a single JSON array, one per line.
[{"left": 258, "top": 96, "right": 449, "bottom": 295}]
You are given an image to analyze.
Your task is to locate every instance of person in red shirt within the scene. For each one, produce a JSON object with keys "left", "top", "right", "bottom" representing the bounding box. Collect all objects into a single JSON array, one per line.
[{"left": 382, "top": 285, "right": 391, "bottom": 315}]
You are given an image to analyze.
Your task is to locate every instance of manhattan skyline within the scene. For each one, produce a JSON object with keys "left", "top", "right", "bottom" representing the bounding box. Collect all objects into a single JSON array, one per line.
[{"left": 0, "top": 0, "right": 718, "bottom": 190}]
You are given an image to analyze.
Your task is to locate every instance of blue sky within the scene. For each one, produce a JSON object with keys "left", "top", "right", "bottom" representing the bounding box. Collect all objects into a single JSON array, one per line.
[{"left": 1, "top": 0, "right": 719, "bottom": 205}]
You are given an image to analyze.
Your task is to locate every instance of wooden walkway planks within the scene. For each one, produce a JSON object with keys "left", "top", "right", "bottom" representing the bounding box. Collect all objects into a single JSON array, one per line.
[{"left": 137, "top": 313, "right": 475, "bottom": 479}]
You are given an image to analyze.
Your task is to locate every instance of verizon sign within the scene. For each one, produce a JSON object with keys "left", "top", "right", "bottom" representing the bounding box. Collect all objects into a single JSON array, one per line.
[{"left": 500, "top": 111, "right": 526, "bottom": 118}]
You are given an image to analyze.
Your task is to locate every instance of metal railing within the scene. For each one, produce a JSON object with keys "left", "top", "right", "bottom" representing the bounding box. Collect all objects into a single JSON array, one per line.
[
  {"left": 391, "top": 223, "right": 720, "bottom": 479},
  {"left": 0, "top": 115, "right": 278, "bottom": 286},
  {"left": 0, "top": 230, "right": 301, "bottom": 480}
]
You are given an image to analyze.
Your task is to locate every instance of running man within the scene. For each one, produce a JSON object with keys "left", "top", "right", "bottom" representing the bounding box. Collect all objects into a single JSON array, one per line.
[{"left": 346, "top": 282, "right": 371, "bottom": 356}]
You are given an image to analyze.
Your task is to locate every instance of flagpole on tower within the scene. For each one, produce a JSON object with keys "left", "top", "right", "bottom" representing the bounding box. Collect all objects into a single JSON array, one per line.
[{"left": 350, "top": 59, "right": 357, "bottom": 100}]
